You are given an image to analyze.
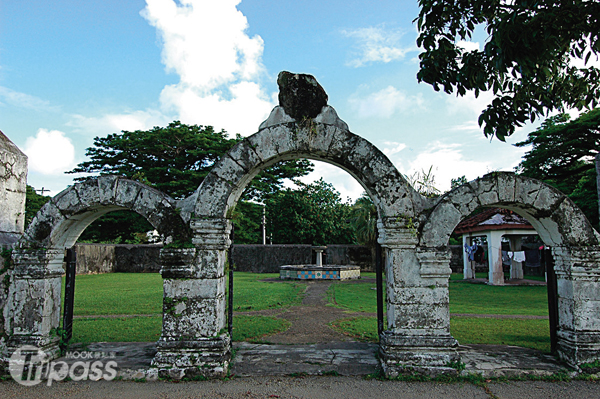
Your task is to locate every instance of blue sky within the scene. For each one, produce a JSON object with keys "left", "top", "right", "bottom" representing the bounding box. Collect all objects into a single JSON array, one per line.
[{"left": 1, "top": 0, "right": 538, "bottom": 200}]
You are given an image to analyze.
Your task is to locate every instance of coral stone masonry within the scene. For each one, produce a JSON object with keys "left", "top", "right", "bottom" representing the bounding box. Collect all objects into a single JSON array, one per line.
[{"left": 2, "top": 73, "right": 600, "bottom": 379}]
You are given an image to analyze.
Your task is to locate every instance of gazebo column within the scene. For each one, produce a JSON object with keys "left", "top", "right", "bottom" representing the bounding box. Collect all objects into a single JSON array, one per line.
[
  {"left": 508, "top": 236, "right": 524, "bottom": 279},
  {"left": 152, "top": 218, "right": 230, "bottom": 380},
  {"left": 462, "top": 234, "right": 474, "bottom": 279},
  {"left": 486, "top": 231, "right": 504, "bottom": 285},
  {"left": 378, "top": 220, "right": 459, "bottom": 377}
]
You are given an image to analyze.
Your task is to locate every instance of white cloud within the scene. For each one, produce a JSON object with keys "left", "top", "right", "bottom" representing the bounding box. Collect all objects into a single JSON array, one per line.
[
  {"left": 287, "top": 161, "right": 364, "bottom": 202},
  {"left": 69, "top": 110, "right": 170, "bottom": 137},
  {"left": 448, "top": 121, "right": 481, "bottom": 132},
  {"left": 446, "top": 90, "right": 495, "bottom": 117},
  {"left": 24, "top": 129, "right": 76, "bottom": 175},
  {"left": 141, "top": 0, "right": 274, "bottom": 136},
  {"left": 349, "top": 86, "right": 424, "bottom": 118},
  {"left": 457, "top": 40, "right": 480, "bottom": 52},
  {"left": 160, "top": 80, "right": 273, "bottom": 135},
  {"left": 398, "top": 142, "right": 491, "bottom": 192},
  {"left": 382, "top": 141, "right": 407, "bottom": 156},
  {"left": 0, "top": 86, "right": 59, "bottom": 112},
  {"left": 342, "top": 25, "right": 416, "bottom": 67}
]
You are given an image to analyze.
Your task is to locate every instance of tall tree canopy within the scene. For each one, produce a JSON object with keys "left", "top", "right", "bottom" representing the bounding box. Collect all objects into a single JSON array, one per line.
[
  {"left": 68, "top": 121, "right": 313, "bottom": 243},
  {"left": 69, "top": 121, "right": 313, "bottom": 200},
  {"left": 265, "top": 179, "right": 355, "bottom": 246},
  {"left": 416, "top": 0, "right": 600, "bottom": 141},
  {"left": 25, "top": 185, "right": 51, "bottom": 228},
  {"left": 515, "top": 108, "right": 600, "bottom": 228}
]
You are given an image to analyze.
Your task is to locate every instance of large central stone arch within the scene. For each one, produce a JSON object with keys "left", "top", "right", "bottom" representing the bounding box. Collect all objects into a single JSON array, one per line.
[{"left": 151, "top": 104, "right": 462, "bottom": 380}]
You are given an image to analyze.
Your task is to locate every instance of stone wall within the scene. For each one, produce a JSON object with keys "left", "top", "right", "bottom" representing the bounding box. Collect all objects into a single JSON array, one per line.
[
  {"left": 231, "top": 245, "right": 312, "bottom": 273},
  {"left": 0, "top": 131, "right": 27, "bottom": 248},
  {"left": 74, "top": 244, "right": 374, "bottom": 274},
  {"left": 74, "top": 244, "right": 162, "bottom": 274},
  {"left": 114, "top": 245, "right": 162, "bottom": 273},
  {"left": 326, "top": 245, "right": 374, "bottom": 271}
]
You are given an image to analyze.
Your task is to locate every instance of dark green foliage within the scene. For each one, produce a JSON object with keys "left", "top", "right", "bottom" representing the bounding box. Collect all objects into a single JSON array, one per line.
[
  {"left": 77, "top": 210, "right": 154, "bottom": 244},
  {"left": 350, "top": 194, "right": 377, "bottom": 260},
  {"left": 265, "top": 179, "right": 355, "bottom": 245},
  {"left": 68, "top": 121, "right": 313, "bottom": 201},
  {"left": 25, "top": 185, "right": 51, "bottom": 227},
  {"left": 231, "top": 201, "right": 264, "bottom": 244},
  {"left": 416, "top": 0, "right": 600, "bottom": 140},
  {"left": 68, "top": 121, "right": 236, "bottom": 199},
  {"left": 450, "top": 175, "right": 468, "bottom": 190},
  {"left": 67, "top": 121, "right": 313, "bottom": 243},
  {"left": 515, "top": 109, "right": 600, "bottom": 228}
]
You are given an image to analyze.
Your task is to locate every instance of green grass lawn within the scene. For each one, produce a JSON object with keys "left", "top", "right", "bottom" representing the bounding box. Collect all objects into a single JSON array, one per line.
[
  {"left": 65, "top": 272, "right": 301, "bottom": 344},
  {"left": 327, "top": 273, "right": 551, "bottom": 352},
  {"left": 64, "top": 272, "right": 552, "bottom": 352}
]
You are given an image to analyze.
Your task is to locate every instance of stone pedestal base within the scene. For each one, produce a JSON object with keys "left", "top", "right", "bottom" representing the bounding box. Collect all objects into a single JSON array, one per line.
[
  {"left": 1, "top": 335, "right": 61, "bottom": 374},
  {"left": 556, "top": 331, "right": 600, "bottom": 367},
  {"left": 151, "top": 335, "right": 231, "bottom": 379},
  {"left": 379, "top": 332, "right": 460, "bottom": 377}
]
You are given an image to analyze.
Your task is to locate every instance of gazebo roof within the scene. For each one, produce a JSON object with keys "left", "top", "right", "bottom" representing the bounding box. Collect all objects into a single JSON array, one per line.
[{"left": 454, "top": 207, "right": 534, "bottom": 235}]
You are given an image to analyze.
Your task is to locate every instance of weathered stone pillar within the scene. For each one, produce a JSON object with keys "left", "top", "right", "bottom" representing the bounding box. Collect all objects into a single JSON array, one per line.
[
  {"left": 151, "top": 218, "right": 230, "bottom": 379},
  {"left": 378, "top": 219, "right": 459, "bottom": 377},
  {"left": 4, "top": 249, "right": 63, "bottom": 360},
  {"left": 552, "top": 246, "right": 600, "bottom": 367}
]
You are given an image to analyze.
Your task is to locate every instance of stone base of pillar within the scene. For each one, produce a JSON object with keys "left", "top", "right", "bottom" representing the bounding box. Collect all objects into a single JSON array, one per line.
[
  {"left": 1, "top": 335, "right": 61, "bottom": 372},
  {"left": 379, "top": 332, "right": 460, "bottom": 377},
  {"left": 556, "top": 331, "right": 600, "bottom": 367},
  {"left": 151, "top": 334, "right": 231, "bottom": 379}
]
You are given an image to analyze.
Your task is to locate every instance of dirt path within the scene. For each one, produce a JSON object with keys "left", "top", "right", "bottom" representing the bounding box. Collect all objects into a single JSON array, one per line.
[{"left": 238, "top": 280, "right": 371, "bottom": 344}]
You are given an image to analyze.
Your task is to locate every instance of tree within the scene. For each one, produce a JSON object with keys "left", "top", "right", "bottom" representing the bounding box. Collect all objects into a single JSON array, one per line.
[
  {"left": 515, "top": 108, "right": 600, "bottom": 228},
  {"left": 350, "top": 193, "right": 378, "bottom": 261},
  {"left": 68, "top": 121, "right": 313, "bottom": 243},
  {"left": 265, "top": 179, "right": 355, "bottom": 245},
  {"left": 25, "top": 185, "right": 51, "bottom": 227},
  {"left": 69, "top": 121, "right": 312, "bottom": 200},
  {"left": 416, "top": 0, "right": 600, "bottom": 141}
]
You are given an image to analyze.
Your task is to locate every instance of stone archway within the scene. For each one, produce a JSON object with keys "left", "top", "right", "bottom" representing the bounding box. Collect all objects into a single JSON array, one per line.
[
  {"left": 419, "top": 172, "right": 600, "bottom": 366},
  {"left": 152, "top": 77, "right": 463, "bottom": 378},
  {"left": 5, "top": 72, "right": 600, "bottom": 379},
  {"left": 5, "top": 176, "right": 190, "bottom": 357}
]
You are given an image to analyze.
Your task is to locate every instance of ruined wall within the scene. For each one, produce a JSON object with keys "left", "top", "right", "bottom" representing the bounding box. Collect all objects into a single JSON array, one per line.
[
  {"left": 75, "top": 244, "right": 116, "bottom": 274},
  {"left": 74, "top": 244, "right": 162, "bottom": 274},
  {"left": 231, "top": 245, "right": 312, "bottom": 273},
  {"left": 114, "top": 245, "right": 162, "bottom": 273},
  {"left": 0, "top": 131, "right": 27, "bottom": 248},
  {"left": 326, "top": 245, "right": 373, "bottom": 271}
]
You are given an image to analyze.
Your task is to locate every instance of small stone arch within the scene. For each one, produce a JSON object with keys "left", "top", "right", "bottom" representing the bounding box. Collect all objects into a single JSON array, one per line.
[
  {"left": 419, "top": 172, "right": 600, "bottom": 366},
  {"left": 21, "top": 175, "right": 191, "bottom": 250},
  {"left": 5, "top": 175, "right": 190, "bottom": 359},
  {"left": 420, "top": 172, "right": 599, "bottom": 249}
]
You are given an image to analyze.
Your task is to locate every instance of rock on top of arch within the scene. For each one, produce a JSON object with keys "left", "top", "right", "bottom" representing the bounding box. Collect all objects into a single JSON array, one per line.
[{"left": 277, "top": 71, "right": 328, "bottom": 120}]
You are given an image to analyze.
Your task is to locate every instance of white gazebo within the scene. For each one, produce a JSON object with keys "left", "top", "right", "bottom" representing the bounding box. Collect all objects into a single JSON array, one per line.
[{"left": 454, "top": 208, "right": 538, "bottom": 285}]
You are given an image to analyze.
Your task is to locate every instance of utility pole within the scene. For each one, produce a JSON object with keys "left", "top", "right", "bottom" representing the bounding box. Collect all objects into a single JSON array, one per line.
[{"left": 36, "top": 187, "right": 51, "bottom": 195}]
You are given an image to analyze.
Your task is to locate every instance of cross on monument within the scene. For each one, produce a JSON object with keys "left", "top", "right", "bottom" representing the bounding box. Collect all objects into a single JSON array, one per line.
[{"left": 36, "top": 187, "right": 51, "bottom": 195}]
